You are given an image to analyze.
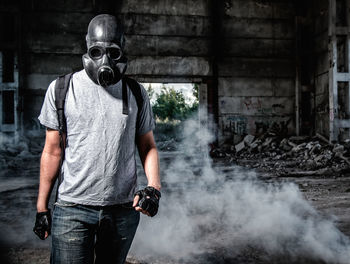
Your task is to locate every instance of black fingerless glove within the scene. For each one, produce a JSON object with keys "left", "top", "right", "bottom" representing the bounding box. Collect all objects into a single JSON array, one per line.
[
  {"left": 33, "top": 210, "right": 52, "bottom": 240},
  {"left": 135, "top": 186, "right": 161, "bottom": 217}
]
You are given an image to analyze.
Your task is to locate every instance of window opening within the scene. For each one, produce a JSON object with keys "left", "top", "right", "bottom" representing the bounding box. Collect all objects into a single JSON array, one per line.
[{"left": 2, "top": 90, "right": 15, "bottom": 125}]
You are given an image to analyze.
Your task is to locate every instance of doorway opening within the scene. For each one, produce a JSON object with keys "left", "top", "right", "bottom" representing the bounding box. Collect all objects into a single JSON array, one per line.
[{"left": 141, "top": 82, "right": 199, "bottom": 151}]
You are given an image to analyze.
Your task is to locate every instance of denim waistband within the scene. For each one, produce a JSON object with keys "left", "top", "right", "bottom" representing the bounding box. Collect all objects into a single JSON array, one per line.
[{"left": 56, "top": 198, "right": 134, "bottom": 209}]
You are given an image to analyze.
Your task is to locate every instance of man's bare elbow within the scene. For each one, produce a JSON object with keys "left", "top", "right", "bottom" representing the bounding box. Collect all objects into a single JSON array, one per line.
[
  {"left": 146, "top": 142, "right": 157, "bottom": 152},
  {"left": 42, "top": 129, "right": 63, "bottom": 157},
  {"left": 42, "top": 145, "right": 62, "bottom": 157},
  {"left": 137, "top": 131, "right": 157, "bottom": 159}
]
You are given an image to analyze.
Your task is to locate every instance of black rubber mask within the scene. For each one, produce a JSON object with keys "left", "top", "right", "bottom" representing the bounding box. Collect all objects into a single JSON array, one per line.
[{"left": 82, "top": 14, "right": 127, "bottom": 87}]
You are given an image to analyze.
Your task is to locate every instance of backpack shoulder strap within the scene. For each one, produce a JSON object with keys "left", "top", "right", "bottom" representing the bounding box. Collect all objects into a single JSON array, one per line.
[
  {"left": 53, "top": 72, "right": 73, "bottom": 202},
  {"left": 54, "top": 72, "right": 73, "bottom": 134},
  {"left": 123, "top": 77, "right": 144, "bottom": 115}
]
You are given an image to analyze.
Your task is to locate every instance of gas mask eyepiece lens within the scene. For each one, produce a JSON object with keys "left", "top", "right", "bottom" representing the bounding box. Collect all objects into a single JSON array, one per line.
[
  {"left": 108, "top": 48, "right": 122, "bottom": 60},
  {"left": 88, "top": 46, "right": 103, "bottom": 60},
  {"left": 88, "top": 46, "right": 122, "bottom": 61}
]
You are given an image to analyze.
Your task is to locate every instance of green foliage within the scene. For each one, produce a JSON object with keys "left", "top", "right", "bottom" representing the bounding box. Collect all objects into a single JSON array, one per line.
[
  {"left": 152, "top": 87, "right": 187, "bottom": 121},
  {"left": 151, "top": 84, "right": 199, "bottom": 121}
]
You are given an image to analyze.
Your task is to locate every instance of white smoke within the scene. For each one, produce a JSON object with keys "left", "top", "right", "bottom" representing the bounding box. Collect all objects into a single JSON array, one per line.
[{"left": 131, "top": 113, "right": 350, "bottom": 263}]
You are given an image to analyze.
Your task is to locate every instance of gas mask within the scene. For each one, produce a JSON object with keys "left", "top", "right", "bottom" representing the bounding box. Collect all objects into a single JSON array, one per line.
[{"left": 82, "top": 14, "right": 127, "bottom": 87}]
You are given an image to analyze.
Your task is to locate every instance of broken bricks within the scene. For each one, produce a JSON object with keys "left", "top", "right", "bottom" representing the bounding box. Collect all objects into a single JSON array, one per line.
[{"left": 219, "top": 132, "right": 350, "bottom": 176}]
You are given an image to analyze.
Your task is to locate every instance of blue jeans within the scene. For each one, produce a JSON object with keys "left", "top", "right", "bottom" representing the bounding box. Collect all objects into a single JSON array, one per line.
[{"left": 51, "top": 199, "right": 140, "bottom": 264}]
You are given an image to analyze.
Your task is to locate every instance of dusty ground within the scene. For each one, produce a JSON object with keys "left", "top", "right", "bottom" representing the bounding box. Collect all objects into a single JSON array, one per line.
[
  {"left": 235, "top": 159, "right": 350, "bottom": 238},
  {"left": 0, "top": 132, "right": 349, "bottom": 263},
  {"left": 2, "top": 162, "right": 350, "bottom": 264}
]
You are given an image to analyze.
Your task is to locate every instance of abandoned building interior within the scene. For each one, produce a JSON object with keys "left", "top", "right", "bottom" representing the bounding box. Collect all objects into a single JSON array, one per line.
[
  {"left": 2, "top": 1, "right": 350, "bottom": 264},
  {"left": 0, "top": 0, "right": 348, "bottom": 144}
]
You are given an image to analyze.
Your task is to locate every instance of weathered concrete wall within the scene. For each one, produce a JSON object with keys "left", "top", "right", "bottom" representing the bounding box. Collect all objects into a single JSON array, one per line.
[
  {"left": 2, "top": 0, "right": 301, "bottom": 140},
  {"left": 14, "top": 0, "right": 213, "bottom": 127},
  {"left": 314, "top": 0, "right": 330, "bottom": 138},
  {"left": 218, "top": 0, "right": 296, "bottom": 144}
]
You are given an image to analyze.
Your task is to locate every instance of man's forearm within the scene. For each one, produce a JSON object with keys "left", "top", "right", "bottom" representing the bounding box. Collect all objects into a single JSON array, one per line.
[
  {"left": 36, "top": 150, "right": 61, "bottom": 212},
  {"left": 143, "top": 147, "right": 161, "bottom": 190}
]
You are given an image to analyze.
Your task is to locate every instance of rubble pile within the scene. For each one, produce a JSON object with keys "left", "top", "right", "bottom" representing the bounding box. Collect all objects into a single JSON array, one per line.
[
  {"left": 156, "top": 138, "right": 177, "bottom": 151},
  {"left": 215, "top": 133, "right": 350, "bottom": 176},
  {"left": 0, "top": 131, "right": 44, "bottom": 177}
]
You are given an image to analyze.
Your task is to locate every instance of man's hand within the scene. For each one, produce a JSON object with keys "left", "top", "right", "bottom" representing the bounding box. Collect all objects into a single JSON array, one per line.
[
  {"left": 33, "top": 210, "right": 52, "bottom": 240},
  {"left": 133, "top": 186, "right": 161, "bottom": 217},
  {"left": 133, "top": 194, "right": 150, "bottom": 216}
]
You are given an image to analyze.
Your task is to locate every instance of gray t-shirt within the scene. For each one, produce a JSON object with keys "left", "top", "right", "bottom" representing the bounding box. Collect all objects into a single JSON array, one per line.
[{"left": 38, "top": 70, "right": 155, "bottom": 206}]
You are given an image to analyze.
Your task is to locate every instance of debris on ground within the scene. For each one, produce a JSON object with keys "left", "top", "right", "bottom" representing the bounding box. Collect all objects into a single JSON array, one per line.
[
  {"left": 156, "top": 138, "right": 177, "bottom": 151},
  {"left": 213, "top": 132, "right": 350, "bottom": 177},
  {"left": 0, "top": 131, "right": 44, "bottom": 178}
]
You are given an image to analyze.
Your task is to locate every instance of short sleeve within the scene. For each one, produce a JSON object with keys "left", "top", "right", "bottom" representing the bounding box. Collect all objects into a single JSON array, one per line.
[
  {"left": 136, "top": 84, "right": 156, "bottom": 136},
  {"left": 38, "top": 80, "right": 59, "bottom": 130}
]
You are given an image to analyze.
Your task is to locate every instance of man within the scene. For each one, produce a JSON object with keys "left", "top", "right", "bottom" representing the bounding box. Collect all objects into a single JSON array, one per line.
[{"left": 33, "top": 14, "right": 161, "bottom": 264}]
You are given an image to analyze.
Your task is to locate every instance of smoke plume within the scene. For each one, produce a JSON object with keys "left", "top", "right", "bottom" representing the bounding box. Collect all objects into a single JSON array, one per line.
[{"left": 131, "top": 113, "right": 350, "bottom": 264}]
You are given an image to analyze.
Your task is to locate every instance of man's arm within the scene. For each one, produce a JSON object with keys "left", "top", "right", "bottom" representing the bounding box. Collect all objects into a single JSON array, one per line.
[
  {"left": 36, "top": 129, "right": 62, "bottom": 213},
  {"left": 133, "top": 130, "right": 161, "bottom": 215}
]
